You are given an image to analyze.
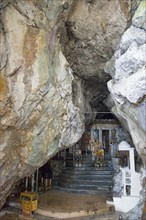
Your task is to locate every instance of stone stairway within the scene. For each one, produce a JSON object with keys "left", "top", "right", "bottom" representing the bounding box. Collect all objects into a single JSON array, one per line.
[{"left": 53, "top": 154, "right": 114, "bottom": 195}]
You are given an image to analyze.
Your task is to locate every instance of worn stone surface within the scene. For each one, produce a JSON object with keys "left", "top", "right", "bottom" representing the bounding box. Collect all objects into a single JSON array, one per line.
[
  {"left": 0, "top": 0, "right": 145, "bottom": 211},
  {"left": 61, "top": 0, "right": 131, "bottom": 78},
  {"left": 105, "top": 2, "right": 146, "bottom": 216},
  {"left": 60, "top": 0, "right": 132, "bottom": 109},
  {"left": 0, "top": 0, "right": 86, "bottom": 208},
  {"left": 106, "top": 0, "right": 146, "bottom": 164}
]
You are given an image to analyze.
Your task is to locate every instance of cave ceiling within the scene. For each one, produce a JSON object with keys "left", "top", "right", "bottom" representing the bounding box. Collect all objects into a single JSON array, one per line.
[{"left": 60, "top": 0, "right": 133, "bottom": 111}]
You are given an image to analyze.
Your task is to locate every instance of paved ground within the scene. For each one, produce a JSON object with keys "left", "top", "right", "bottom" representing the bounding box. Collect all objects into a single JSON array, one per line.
[
  {"left": 0, "top": 190, "right": 116, "bottom": 220},
  {"left": 0, "top": 212, "right": 118, "bottom": 220},
  {"left": 38, "top": 190, "right": 107, "bottom": 212},
  {"left": 0, "top": 213, "right": 18, "bottom": 220}
]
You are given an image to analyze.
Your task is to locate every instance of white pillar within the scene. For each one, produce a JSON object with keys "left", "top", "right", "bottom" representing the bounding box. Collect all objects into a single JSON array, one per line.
[
  {"left": 129, "top": 149, "right": 135, "bottom": 172},
  {"left": 99, "top": 129, "right": 102, "bottom": 143},
  {"left": 123, "top": 170, "right": 126, "bottom": 196}
]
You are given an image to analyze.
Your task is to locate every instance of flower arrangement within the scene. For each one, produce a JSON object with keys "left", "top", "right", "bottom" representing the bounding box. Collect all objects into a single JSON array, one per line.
[{"left": 96, "top": 149, "right": 104, "bottom": 158}]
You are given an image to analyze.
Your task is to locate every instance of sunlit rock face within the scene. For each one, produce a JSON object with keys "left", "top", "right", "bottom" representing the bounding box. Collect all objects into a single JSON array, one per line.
[
  {"left": 0, "top": 0, "right": 144, "bottom": 208},
  {"left": 0, "top": 0, "right": 86, "bottom": 207},
  {"left": 106, "top": 0, "right": 146, "bottom": 164}
]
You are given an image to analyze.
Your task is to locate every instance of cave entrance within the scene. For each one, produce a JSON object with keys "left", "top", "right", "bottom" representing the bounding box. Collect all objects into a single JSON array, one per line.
[
  {"left": 19, "top": 115, "right": 119, "bottom": 195},
  {"left": 37, "top": 116, "right": 120, "bottom": 195}
]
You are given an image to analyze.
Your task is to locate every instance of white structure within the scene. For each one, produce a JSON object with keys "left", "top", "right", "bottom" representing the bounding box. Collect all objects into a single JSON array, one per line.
[{"left": 113, "top": 141, "right": 142, "bottom": 213}]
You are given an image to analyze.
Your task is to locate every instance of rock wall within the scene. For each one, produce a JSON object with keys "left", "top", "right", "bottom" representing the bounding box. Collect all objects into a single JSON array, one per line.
[
  {"left": 0, "top": 0, "right": 85, "bottom": 207},
  {"left": 60, "top": 0, "right": 132, "bottom": 109},
  {"left": 105, "top": 0, "right": 146, "bottom": 165},
  {"left": 0, "top": 0, "right": 145, "bottom": 209}
]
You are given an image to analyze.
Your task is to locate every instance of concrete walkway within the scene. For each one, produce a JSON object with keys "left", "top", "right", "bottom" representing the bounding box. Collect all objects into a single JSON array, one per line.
[
  {"left": 1, "top": 190, "right": 116, "bottom": 219},
  {"left": 37, "top": 190, "right": 113, "bottom": 218}
]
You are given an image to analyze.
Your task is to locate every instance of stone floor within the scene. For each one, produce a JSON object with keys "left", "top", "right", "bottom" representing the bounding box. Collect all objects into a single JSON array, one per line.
[
  {"left": 0, "top": 213, "right": 18, "bottom": 220},
  {"left": 0, "top": 190, "right": 117, "bottom": 219},
  {"left": 38, "top": 190, "right": 107, "bottom": 212},
  {"left": 0, "top": 212, "right": 118, "bottom": 220}
]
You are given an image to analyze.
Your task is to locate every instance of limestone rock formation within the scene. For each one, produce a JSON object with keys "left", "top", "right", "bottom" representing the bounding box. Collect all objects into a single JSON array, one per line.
[
  {"left": 60, "top": 0, "right": 133, "bottom": 109},
  {"left": 0, "top": 0, "right": 145, "bottom": 209},
  {"left": 0, "top": 0, "right": 85, "bottom": 207},
  {"left": 106, "top": 0, "right": 146, "bottom": 164}
]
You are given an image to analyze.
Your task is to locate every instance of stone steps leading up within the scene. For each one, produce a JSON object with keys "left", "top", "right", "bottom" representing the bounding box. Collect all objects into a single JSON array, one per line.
[{"left": 53, "top": 154, "right": 114, "bottom": 195}]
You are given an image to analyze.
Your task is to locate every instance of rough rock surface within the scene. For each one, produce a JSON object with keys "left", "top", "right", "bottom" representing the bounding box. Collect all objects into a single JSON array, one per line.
[
  {"left": 0, "top": 0, "right": 132, "bottom": 207},
  {"left": 60, "top": 0, "right": 132, "bottom": 109},
  {"left": 0, "top": 0, "right": 144, "bottom": 210},
  {"left": 106, "top": 0, "right": 146, "bottom": 164},
  {"left": 0, "top": 0, "right": 86, "bottom": 207}
]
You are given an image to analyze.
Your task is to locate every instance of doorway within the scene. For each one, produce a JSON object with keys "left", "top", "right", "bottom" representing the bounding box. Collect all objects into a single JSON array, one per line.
[{"left": 102, "top": 130, "right": 109, "bottom": 152}]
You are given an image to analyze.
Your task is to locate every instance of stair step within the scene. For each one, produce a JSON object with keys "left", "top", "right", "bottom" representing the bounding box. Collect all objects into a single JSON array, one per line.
[
  {"left": 64, "top": 166, "right": 113, "bottom": 171},
  {"left": 53, "top": 155, "right": 114, "bottom": 195},
  {"left": 81, "top": 158, "right": 94, "bottom": 162},
  {"left": 57, "top": 174, "right": 113, "bottom": 181},
  {"left": 53, "top": 186, "right": 110, "bottom": 195},
  {"left": 56, "top": 179, "right": 113, "bottom": 186},
  {"left": 58, "top": 182, "right": 112, "bottom": 190},
  {"left": 75, "top": 164, "right": 94, "bottom": 167},
  {"left": 62, "top": 170, "right": 113, "bottom": 176}
]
